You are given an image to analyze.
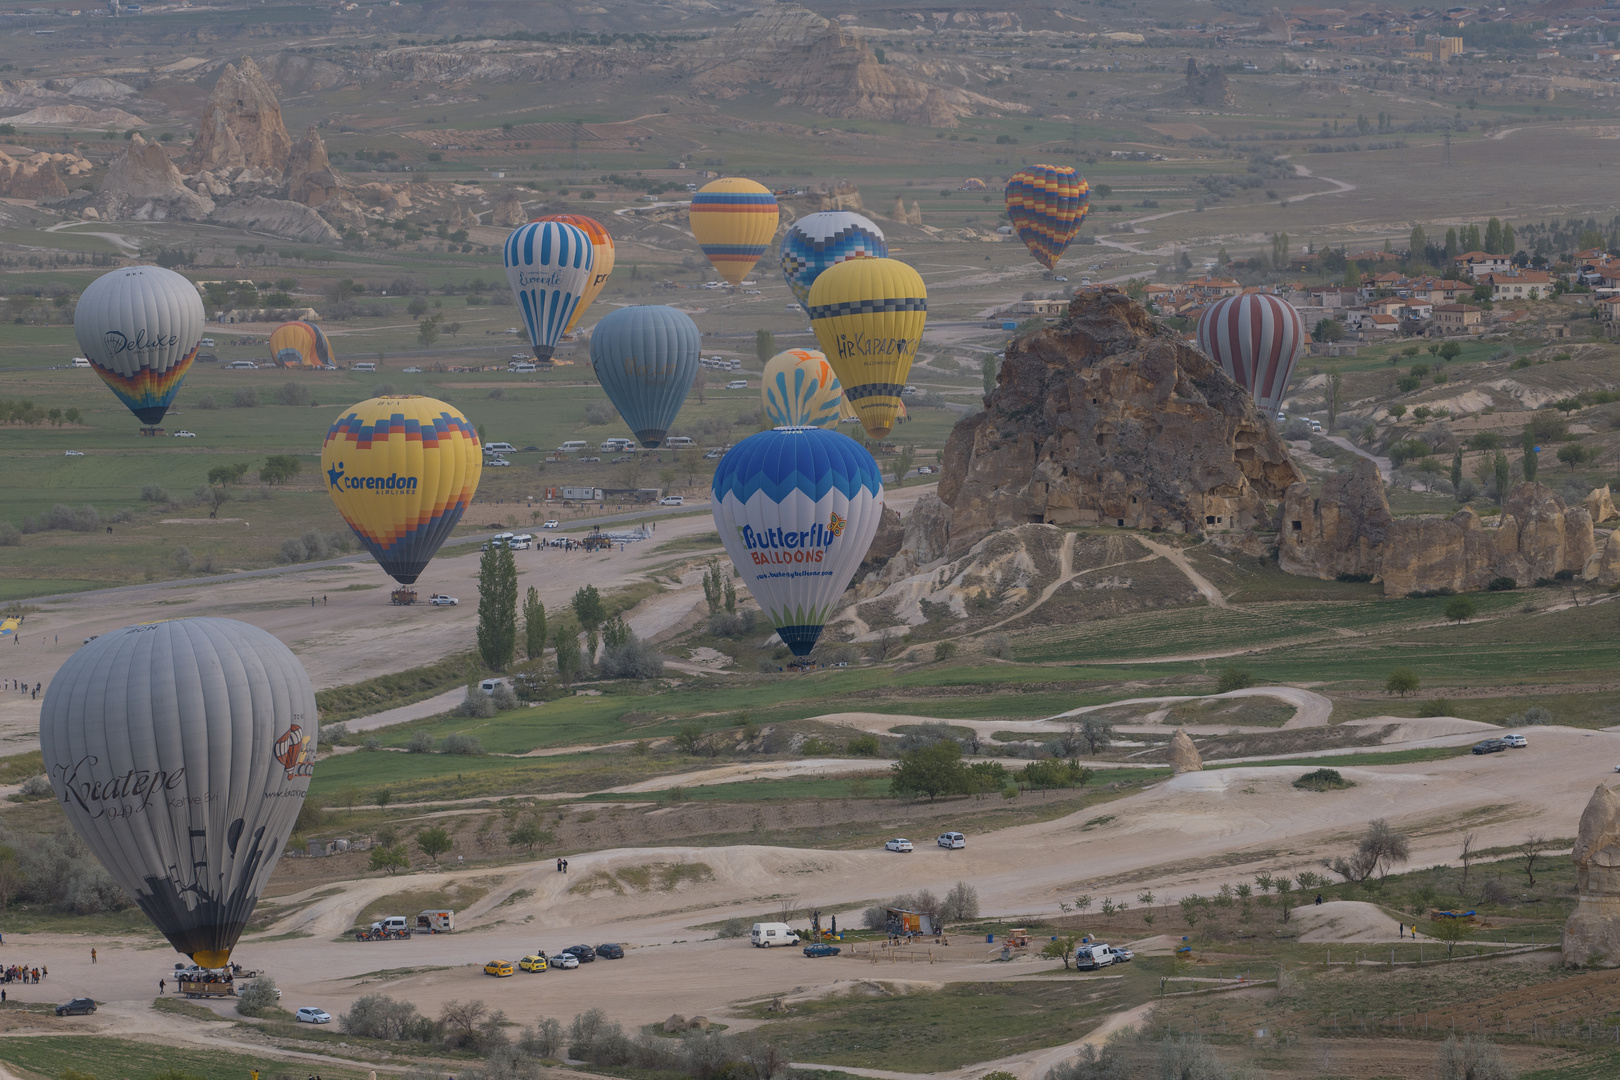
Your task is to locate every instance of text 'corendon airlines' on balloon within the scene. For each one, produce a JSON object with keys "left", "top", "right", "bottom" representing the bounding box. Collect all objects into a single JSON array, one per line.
[
  {"left": 73, "top": 265, "right": 205, "bottom": 427},
  {"left": 40, "top": 618, "right": 317, "bottom": 969},
  {"left": 712, "top": 427, "right": 884, "bottom": 657}
]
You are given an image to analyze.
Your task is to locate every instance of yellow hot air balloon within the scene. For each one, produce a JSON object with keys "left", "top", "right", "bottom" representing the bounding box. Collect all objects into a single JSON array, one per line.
[
  {"left": 689, "top": 178, "right": 779, "bottom": 287},
  {"left": 761, "top": 348, "right": 847, "bottom": 429},
  {"left": 532, "top": 213, "right": 615, "bottom": 334},
  {"left": 321, "top": 395, "right": 482, "bottom": 585},
  {"left": 807, "top": 258, "right": 926, "bottom": 440}
]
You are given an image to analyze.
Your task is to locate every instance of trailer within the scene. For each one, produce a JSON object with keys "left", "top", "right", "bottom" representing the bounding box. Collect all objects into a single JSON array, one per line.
[
  {"left": 391, "top": 587, "right": 418, "bottom": 606},
  {"left": 417, "top": 909, "right": 455, "bottom": 934}
]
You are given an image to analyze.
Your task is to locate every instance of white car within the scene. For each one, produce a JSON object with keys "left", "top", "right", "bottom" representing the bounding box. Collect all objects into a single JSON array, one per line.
[
  {"left": 543, "top": 520, "right": 560, "bottom": 529},
  {"left": 487, "top": 457, "right": 511, "bottom": 467},
  {"left": 227, "top": 360, "right": 258, "bottom": 370},
  {"left": 726, "top": 380, "right": 748, "bottom": 390},
  {"left": 428, "top": 594, "right": 459, "bottom": 607},
  {"left": 402, "top": 366, "right": 423, "bottom": 373},
  {"left": 295, "top": 1007, "right": 331, "bottom": 1024},
  {"left": 901, "top": 385, "right": 919, "bottom": 396},
  {"left": 884, "top": 838, "right": 914, "bottom": 854},
  {"left": 937, "top": 832, "right": 965, "bottom": 849},
  {"left": 64, "top": 450, "right": 84, "bottom": 457},
  {"left": 173, "top": 430, "right": 197, "bottom": 438},
  {"left": 1501, "top": 733, "right": 1527, "bottom": 748},
  {"left": 659, "top": 496, "right": 684, "bottom": 506},
  {"left": 551, "top": 952, "right": 581, "bottom": 969}
]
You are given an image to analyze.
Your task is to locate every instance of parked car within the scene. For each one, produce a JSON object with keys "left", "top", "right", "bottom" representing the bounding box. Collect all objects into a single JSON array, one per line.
[
  {"left": 484, "top": 959, "right": 515, "bottom": 977},
  {"left": 295, "top": 1007, "right": 332, "bottom": 1024},
  {"left": 64, "top": 450, "right": 84, "bottom": 457},
  {"left": 937, "top": 832, "right": 965, "bottom": 849},
  {"left": 561, "top": 945, "right": 596, "bottom": 963},
  {"left": 659, "top": 496, "right": 684, "bottom": 506},
  {"left": 578, "top": 456, "right": 601, "bottom": 463},
  {"left": 227, "top": 360, "right": 258, "bottom": 369},
  {"left": 485, "top": 442, "right": 518, "bottom": 453},
  {"left": 173, "top": 430, "right": 197, "bottom": 438},
  {"left": 551, "top": 952, "right": 581, "bottom": 969},
  {"left": 542, "top": 520, "right": 560, "bottom": 529},
  {"left": 520, "top": 954, "right": 549, "bottom": 972},
  {"left": 1107, "top": 945, "right": 1135, "bottom": 963},
  {"left": 916, "top": 465, "right": 935, "bottom": 475},
  {"left": 595, "top": 943, "right": 625, "bottom": 960},
  {"left": 55, "top": 998, "right": 96, "bottom": 1016},
  {"left": 884, "top": 838, "right": 914, "bottom": 853},
  {"left": 428, "top": 594, "right": 459, "bottom": 606},
  {"left": 803, "top": 943, "right": 841, "bottom": 958},
  {"left": 726, "top": 380, "right": 748, "bottom": 390},
  {"left": 402, "top": 366, "right": 423, "bottom": 373},
  {"left": 901, "top": 385, "right": 919, "bottom": 396},
  {"left": 487, "top": 457, "right": 511, "bottom": 467},
  {"left": 1501, "top": 733, "right": 1527, "bottom": 748},
  {"left": 1472, "top": 739, "right": 1507, "bottom": 755}
]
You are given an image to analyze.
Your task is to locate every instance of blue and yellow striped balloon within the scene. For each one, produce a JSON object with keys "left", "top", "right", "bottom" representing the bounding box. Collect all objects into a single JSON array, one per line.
[
  {"left": 1004, "top": 165, "right": 1090, "bottom": 271},
  {"left": 690, "top": 178, "right": 779, "bottom": 287},
  {"left": 761, "top": 349, "right": 846, "bottom": 429},
  {"left": 503, "top": 221, "right": 594, "bottom": 362}
]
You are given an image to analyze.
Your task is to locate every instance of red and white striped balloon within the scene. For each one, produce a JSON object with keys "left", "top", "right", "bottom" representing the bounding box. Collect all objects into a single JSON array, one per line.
[{"left": 1195, "top": 294, "right": 1305, "bottom": 416}]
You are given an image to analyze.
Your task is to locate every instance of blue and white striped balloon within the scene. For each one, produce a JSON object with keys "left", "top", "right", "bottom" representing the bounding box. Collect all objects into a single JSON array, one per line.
[
  {"left": 504, "top": 221, "right": 594, "bottom": 362},
  {"left": 712, "top": 427, "right": 884, "bottom": 657}
]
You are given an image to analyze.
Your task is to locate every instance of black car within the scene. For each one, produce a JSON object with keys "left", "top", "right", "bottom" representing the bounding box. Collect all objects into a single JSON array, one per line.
[
  {"left": 595, "top": 943, "right": 624, "bottom": 960},
  {"left": 1472, "top": 739, "right": 1507, "bottom": 755},
  {"left": 562, "top": 945, "right": 596, "bottom": 963},
  {"left": 56, "top": 998, "right": 96, "bottom": 1016}
]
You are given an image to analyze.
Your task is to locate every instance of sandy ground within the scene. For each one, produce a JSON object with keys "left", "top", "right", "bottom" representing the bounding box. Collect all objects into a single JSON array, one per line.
[{"left": 1291, "top": 900, "right": 1405, "bottom": 943}]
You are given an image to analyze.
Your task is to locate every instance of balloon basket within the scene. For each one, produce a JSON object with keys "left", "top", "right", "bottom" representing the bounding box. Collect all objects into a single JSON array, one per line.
[{"left": 139, "top": 426, "right": 166, "bottom": 437}]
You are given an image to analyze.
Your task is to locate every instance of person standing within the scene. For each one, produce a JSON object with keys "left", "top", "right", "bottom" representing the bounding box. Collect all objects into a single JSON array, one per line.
[
  {"left": 159, "top": 978, "right": 165, "bottom": 994},
  {"left": 91, "top": 949, "right": 96, "bottom": 964}
]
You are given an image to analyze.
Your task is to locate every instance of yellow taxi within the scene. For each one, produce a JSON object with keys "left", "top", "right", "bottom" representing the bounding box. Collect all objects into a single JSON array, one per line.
[
  {"left": 519, "top": 954, "right": 548, "bottom": 973},
  {"left": 483, "top": 959, "right": 515, "bottom": 977}
]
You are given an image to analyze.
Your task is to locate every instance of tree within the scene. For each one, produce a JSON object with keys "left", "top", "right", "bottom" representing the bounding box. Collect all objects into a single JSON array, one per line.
[
  {"left": 1444, "top": 227, "right": 1458, "bottom": 262},
  {"left": 506, "top": 818, "right": 553, "bottom": 853},
  {"left": 259, "top": 454, "right": 303, "bottom": 485},
  {"left": 206, "top": 462, "right": 251, "bottom": 488},
  {"left": 982, "top": 354, "right": 999, "bottom": 397},
  {"left": 1041, "top": 935, "right": 1078, "bottom": 968},
  {"left": 1332, "top": 818, "right": 1411, "bottom": 882},
  {"left": 701, "top": 558, "right": 725, "bottom": 615},
  {"left": 1558, "top": 443, "right": 1592, "bottom": 471},
  {"left": 374, "top": 787, "right": 393, "bottom": 808},
  {"left": 755, "top": 329, "right": 776, "bottom": 365},
  {"left": 1522, "top": 834, "right": 1547, "bottom": 886},
  {"left": 407, "top": 297, "right": 429, "bottom": 318},
  {"left": 236, "top": 974, "right": 280, "bottom": 1016},
  {"left": 1451, "top": 449, "right": 1463, "bottom": 490},
  {"left": 417, "top": 313, "right": 443, "bottom": 347},
  {"left": 196, "top": 483, "right": 231, "bottom": 519},
  {"left": 1388, "top": 404, "right": 1407, "bottom": 420},
  {"left": 0, "top": 846, "right": 21, "bottom": 911},
  {"left": 1493, "top": 450, "right": 1510, "bottom": 504},
  {"left": 1271, "top": 231, "right": 1289, "bottom": 267},
  {"left": 1216, "top": 668, "right": 1253, "bottom": 693},
  {"left": 552, "top": 626, "right": 581, "bottom": 683},
  {"left": 1436, "top": 1034, "right": 1514, "bottom": 1080},
  {"left": 1409, "top": 225, "right": 1427, "bottom": 258},
  {"left": 892, "top": 444, "right": 916, "bottom": 487},
  {"left": 571, "top": 584, "right": 606, "bottom": 635},
  {"left": 416, "top": 826, "right": 452, "bottom": 865},
  {"left": 1079, "top": 716, "right": 1113, "bottom": 754},
  {"left": 1385, "top": 668, "right": 1420, "bottom": 696},
  {"left": 1428, "top": 914, "right": 1474, "bottom": 958},
  {"left": 1484, "top": 217, "right": 1502, "bottom": 255},
  {"left": 1439, "top": 341, "right": 1462, "bottom": 362},
  {"left": 368, "top": 843, "right": 409, "bottom": 875},
  {"left": 1459, "top": 831, "right": 1478, "bottom": 894},
  {"left": 476, "top": 543, "right": 518, "bottom": 671},
  {"left": 1445, "top": 596, "right": 1476, "bottom": 623},
  {"left": 1313, "top": 317, "right": 1344, "bottom": 343},
  {"left": 522, "top": 587, "right": 546, "bottom": 661},
  {"left": 1326, "top": 373, "right": 1342, "bottom": 433},
  {"left": 889, "top": 739, "right": 970, "bottom": 801},
  {"left": 1521, "top": 438, "right": 1539, "bottom": 483}
]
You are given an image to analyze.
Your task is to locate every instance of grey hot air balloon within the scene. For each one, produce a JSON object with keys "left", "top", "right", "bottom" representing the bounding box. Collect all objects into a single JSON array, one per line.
[
  {"left": 39, "top": 618, "right": 317, "bottom": 969},
  {"left": 72, "top": 265, "right": 205, "bottom": 426}
]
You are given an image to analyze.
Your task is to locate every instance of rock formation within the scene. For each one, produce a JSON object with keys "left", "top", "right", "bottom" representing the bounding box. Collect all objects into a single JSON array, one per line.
[
  {"left": 1167, "top": 729, "right": 1203, "bottom": 773},
  {"left": 208, "top": 196, "right": 340, "bottom": 243},
  {"left": 282, "top": 127, "right": 345, "bottom": 207},
  {"left": 0, "top": 151, "right": 68, "bottom": 199},
  {"left": 490, "top": 188, "right": 527, "bottom": 227},
  {"left": 97, "top": 134, "right": 214, "bottom": 218},
  {"left": 1282, "top": 469, "right": 1597, "bottom": 597},
  {"left": 862, "top": 506, "right": 904, "bottom": 569},
  {"left": 889, "top": 195, "right": 909, "bottom": 223},
  {"left": 798, "top": 180, "right": 864, "bottom": 213},
  {"left": 1263, "top": 7, "right": 1293, "bottom": 42},
  {"left": 184, "top": 57, "right": 293, "bottom": 176},
  {"left": 1585, "top": 484, "right": 1617, "bottom": 525},
  {"left": 937, "top": 288, "right": 1303, "bottom": 557},
  {"left": 1185, "top": 58, "right": 1235, "bottom": 108},
  {"left": 1565, "top": 784, "right": 1620, "bottom": 968}
]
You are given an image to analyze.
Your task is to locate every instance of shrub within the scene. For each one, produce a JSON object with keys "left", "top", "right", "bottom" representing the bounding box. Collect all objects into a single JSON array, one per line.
[
  {"left": 231, "top": 388, "right": 259, "bottom": 408},
  {"left": 583, "top": 403, "right": 613, "bottom": 425},
  {"left": 322, "top": 722, "right": 349, "bottom": 746},
  {"left": 847, "top": 733, "right": 881, "bottom": 757},
  {"left": 518, "top": 1017, "right": 565, "bottom": 1058},
  {"left": 716, "top": 917, "right": 749, "bottom": 939},
  {"left": 598, "top": 636, "right": 665, "bottom": 679},
  {"left": 236, "top": 975, "right": 280, "bottom": 1016},
  {"left": 707, "top": 609, "right": 757, "bottom": 638},
  {"left": 140, "top": 483, "right": 169, "bottom": 502},
  {"left": 1283, "top": 417, "right": 1315, "bottom": 440},
  {"left": 276, "top": 382, "right": 314, "bottom": 407},
  {"left": 23, "top": 504, "right": 100, "bottom": 533},
  {"left": 194, "top": 394, "right": 219, "bottom": 410},
  {"left": 1417, "top": 698, "right": 1453, "bottom": 718},
  {"left": 933, "top": 640, "right": 958, "bottom": 662},
  {"left": 456, "top": 688, "right": 496, "bottom": 719},
  {"left": 1437, "top": 1034, "right": 1515, "bottom": 1080},
  {"left": 1504, "top": 705, "right": 1552, "bottom": 727},
  {"left": 1385, "top": 668, "right": 1420, "bottom": 696},
  {"left": 408, "top": 729, "right": 436, "bottom": 752},
  {"left": 491, "top": 681, "right": 519, "bottom": 710},
  {"left": 940, "top": 880, "right": 980, "bottom": 921},
  {"left": 1487, "top": 576, "right": 1517, "bottom": 591},
  {"left": 340, "top": 993, "right": 421, "bottom": 1039},
  {"left": 279, "top": 530, "right": 351, "bottom": 564},
  {"left": 981, "top": 632, "right": 1013, "bottom": 659},
  {"left": 440, "top": 733, "right": 483, "bottom": 755},
  {"left": 0, "top": 522, "right": 18, "bottom": 546},
  {"left": 12, "top": 774, "right": 52, "bottom": 800},
  {"left": 6, "top": 825, "right": 131, "bottom": 913},
  {"left": 1215, "top": 667, "right": 1253, "bottom": 694}
]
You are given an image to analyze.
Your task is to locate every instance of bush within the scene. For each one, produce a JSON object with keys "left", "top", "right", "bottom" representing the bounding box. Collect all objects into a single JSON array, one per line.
[
  {"left": 1487, "top": 576, "right": 1517, "bottom": 591},
  {"left": 6, "top": 825, "right": 130, "bottom": 914},
  {"left": 408, "top": 728, "right": 436, "bottom": 752},
  {"left": 1437, "top": 1034, "right": 1515, "bottom": 1080},
  {"left": 1444, "top": 596, "right": 1476, "bottom": 623},
  {"left": 236, "top": 975, "right": 280, "bottom": 1017},
  {"left": 847, "top": 733, "right": 881, "bottom": 757},
  {"left": 583, "top": 403, "right": 613, "bottom": 425},
  {"left": 194, "top": 394, "right": 219, "bottom": 410},
  {"left": 279, "top": 530, "right": 351, "bottom": 564},
  {"left": 12, "top": 774, "right": 52, "bottom": 800},
  {"left": 940, "top": 880, "right": 980, "bottom": 922},
  {"left": 1417, "top": 698, "right": 1453, "bottom": 718},
  {"left": 716, "top": 917, "right": 749, "bottom": 939},
  {"left": 440, "top": 733, "right": 483, "bottom": 755},
  {"left": 981, "top": 632, "right": 1013, "bottom": 659},
  {"left": 934, "top": 639, "right": 958, "bottom": 662},
  {"left": 1047, "top": 1044, "right": 1131, "bottom": 1080},
  {"left": 1385, "top": 668, "right": 1420, "bottom": 696},
  {"left": 1294, "top": 768, "right": 1352, "bottom": 791},
  {"left": 23, "top": 504, "right": 100, "bottom": 533},
  {"left": 491, "top": 681, "right": 519, "bottom": 710},
  {"left": 276, "top": 382, "right": 314, "bottom": 407},
  {"left": 598, "top": 636, "right": 665, "bottom": 679},
  {"left": 1215, "top": 667, "right": 1253, "bottom": 694},
  {"left": 456, "top": 687, "right": 496, "bottom": 719},
  {"left": 706, "top": 609, "right": 756, "bottom": 638},
  {"left": 231, "top": 388, "right": 259, "bottom": 408},
  {"left": 518, "top": 1017, "right": 565, "bottom": 1058},
  {"left": 140, "top": 484, "right": 169, "bottom": 502},
  {"left": 1283, "top": 417, "right": 1315, "bottom": 440},
  {"left": 0, "top": 522, "right": 18, "bottom": 546},
  {"left": 1504, "top": 705, "right": 1552, "bottom": 727},
  {"left": 340, "top": 993, "right": 421, "bottom": 1039},
  {"left": 322, "top": 722, "right": 349, "bottom": 746}
]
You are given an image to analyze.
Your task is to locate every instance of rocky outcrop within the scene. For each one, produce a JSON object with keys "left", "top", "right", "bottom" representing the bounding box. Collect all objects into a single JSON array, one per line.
[
  {"left": 1278, "top": 459, "right": 1391, "bottom": 580},
  {"left": 97, "top": 134, "right": 214, "bottom": 218},
  {"left": 490, "top": 188, "right": 527, "bottom": 227},
  {"left": 797, "top": 180, "right": 864, "bottom": 213},
  {"left": 3, "top": 104, "right": 145, "bottom": 128},
  {"left": 937, "top": 289, "right": 1303, "bottom": 558},
  {"left": 885, "top": 493, "right": 953, "bottom": 581},
  {"left": 1168, "top": 729, "right": 1203, "bottom": 773},
  {"left": 0, "top": 151, "right": 69, "bottom": 199},
  {"left": 184, "top": 57, "right": 293, "bottom": 176},
  {"left": 282, "top": 126, "right": 345, "bottom": 207},
  {"left": 1565, "top": 784, "right": 1620, "bottom": 968},
  {"left": 1185, "top": 59, "right": 1235, "bottom": 108},
  {"left": 207, "top": 196, "right": 340, "bottom": 243},
  {"left": 1263, "top": 7, "right": 1293, "bottom": 42},
  {"left": 863, "top": 506, "right": 904, "bottom": 569},
  {"left": 1585, "top": 484, "right": 1616, "bottom": 525}
]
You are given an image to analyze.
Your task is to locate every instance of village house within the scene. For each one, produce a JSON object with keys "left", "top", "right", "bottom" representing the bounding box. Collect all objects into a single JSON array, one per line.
[
  {"left": 1434, "top": 303, "right": 1484, "bottom": 334},
  {"left": 1483, "top": 270, "right": 1553, "bottom": 301},
  {"left": 1454, "top": 251, "right": 1513, "bottom": 276}
]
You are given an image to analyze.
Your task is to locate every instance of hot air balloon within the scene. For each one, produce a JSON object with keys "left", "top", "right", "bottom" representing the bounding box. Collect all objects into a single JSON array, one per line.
[
  {"left": 267, "top": 320, "right": 333, "bottom": 369},
  {"left": 689, "top": 178, "right": 778, "bottom": 287},
  {"left": 779, "top": 211, "right": 887, "bottom": 315},
  {"left": 504, "top": 220, "right": 594, "bottom": 363},
  {"left": 1195, "top": 293, "right": 1306, "bottom": 415},
  {"left": 807, "top": 257, "right": 926, "bottom": 441},
  {"left": 40, "top": 617, "right": 317, "bottom": 969},
  {"left": 532, "top": 213, "right": 615, "bottom": 334},
  {"left": 73, "top": 265, "right": 205, "bottom": 427},
  {"left": 1004, "top": 165, "right": 1090, "bottom": 271},
  {"left": 761, "top": 349, "right": 847, "bottom": 430},
  {"left": 713, "top": 427, "right": 884, "bottom": 656},
  {"left": 321, "top": 394, "right": 482, "bottom": 584},
  {"left": 589, "top": 306, "right": 700, "bottom": 448}
]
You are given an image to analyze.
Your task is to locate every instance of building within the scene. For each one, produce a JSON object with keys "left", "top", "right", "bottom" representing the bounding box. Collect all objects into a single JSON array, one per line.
[
  {"left": 1483, "top": 270, "right": 1552, "bottom": 301},
  {"left": 1597, "top": 296, "right": 1620, "bottom": 323},
  {"left": 1434, "top": 303, "right": 1484, "bottom": 333},
  {"left": 1436, "top": 36, "right": 1464, "bottom": 59},
  {"left": 1454, "top": 251, "right": 1512, "bottom": 276}
]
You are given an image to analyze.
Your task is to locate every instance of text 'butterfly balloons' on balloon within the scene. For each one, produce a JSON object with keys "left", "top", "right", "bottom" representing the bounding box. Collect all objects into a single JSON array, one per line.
[
  {"left": 779, "top": 211, "right": 887, "bottom": 315},
  {"left": 321, "top": 394, "right": 482, "bottom": 585},
  {"left": 761, "top": 349, "right": 846, "bottom": 430},
  {"left": 1004, "top": 165, "right": 1090, "bottom": 271},
  {"left": 531, "top": 213, "right": 615, "bottom": 334},
  {"left": 589, "top": 305, "right": 701, "bottom": 448},
  {"left": 689, "top": 178, "right": 779, "bottom": 287},
  {"left": 504, "top": 220, "right": 594, "bottom": 363},
  {"left": 808, "top": 257, "right": 927, "bottom": 441},
  {"left": 1195, "top": 293, "right": 1306, "bottom": 417},
  {"left": 73, "top": 265, "right": 205, "bottom": 427},
  {"left": 713, "top": 426, "right": 885, "bottom": 657},
  {"left": 41, "top": 618, "right": 317, "bottom": 969}
]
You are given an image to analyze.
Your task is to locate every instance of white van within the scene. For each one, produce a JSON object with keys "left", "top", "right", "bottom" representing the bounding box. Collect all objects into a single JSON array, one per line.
[
  {"left": 665, "top": 436, "right": 695, "bottom": 449},
  {"left": 510, "top": 362, "right": 537, "bottom": 373},
  {"left": 70, "top": 357, "right": 91, "bottom": 368},
  {"left": 1074, "top": 943, "right": 1114, "bottom": 971},
  {"left": 600, "top": 438, "right": 634, "bottom": 453},
  {"left": 353, "top": 362, "right": 377, "bottom": 373},
  {"left": 726, "top": 380, "right": 748, "bottom": 390},
  {"left": 485, "top": 442, "right": 517, "bottom": 454},
  {"left": 478, "top": 678, "right": 507, "bottom": 696},
  {"left": 227, "top": 360, "right": 258, "bottom": 369},
  {"left": 750, "top": 922, "right": 799, "bottom": 948},
  {"left": 557, "top": 440, "right": 588, "bottom": 453},
  {"left": 371, "top": 915, "right": 410, "bottom": 935},
  {"left": 199, "top": 338, "right": 216, "bottom": 348}
]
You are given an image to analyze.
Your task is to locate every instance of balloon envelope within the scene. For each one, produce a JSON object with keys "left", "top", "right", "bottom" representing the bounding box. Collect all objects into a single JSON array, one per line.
[
  {"left": 1004, "top": 165, "right": 1090, "bottom": 271},
  {"left": 73, "top": 265, "right": 205, "bottom": 426},
  {"left": 1195, "top": 294, "right": 1306, "bottom": 415},
  {"left": 807, "top": 257, "right": 927, "bottom": 441},
  {"left": 321, "top": 394, "right": 482, "bottom": 584},
  {"left": 267, "top": 320, "right": 333, "bottom": 369},
  {"left": 779, "top": 211, "right": 887, "bottom": 315},
  {"left": 40, "top": 617, "right": 317, "bottom": 968},
  {"left": 761, "top": 349, "right": 846, "bottom": 430},
  {"left": 712, "top": 427, "right": 884, "bottom": 657},
  {"left": 504, "top": 221, "right": 594, "bottom": 362},
  {"left": 532, "top": 213, "right": 615, "bottom": 334},
  {"left": 689, "top": 178, "right": 778, "bottom": 286},
  {"left": 589, "top": 305, "right": 701, "bottom": 448}
]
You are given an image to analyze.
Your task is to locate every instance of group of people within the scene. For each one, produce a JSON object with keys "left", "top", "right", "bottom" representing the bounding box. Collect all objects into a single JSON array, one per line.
[
  {"left": 8, "top": 680, "right": 39, "bottom": 698},
  {"left": 2, "top": 964, "right": 44, "bottom": 984}
]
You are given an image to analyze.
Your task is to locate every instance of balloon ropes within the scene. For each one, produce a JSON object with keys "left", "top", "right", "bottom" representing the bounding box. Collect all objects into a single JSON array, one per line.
[
  {"left": 40, "top": 617, "right": 317, "bottom": 968},
  {"left": 504, "top": 220, "right": 594, "bottom": 363},
  {"left": 712, "top": 426, "right": 884, "bottom": 657},
  {"left": 589, "top": 305, "right": 701, "bottom": 448},
  {"left": 267, "top": 320, "right": 333, "bottom": 369},
  {"left": 321, "top": 394, "right": 482, "bottom": 584},
  {"left": 1195, "top": 294, "right": 1306, "bottom": 416},
  {"left": 689, "top": 178, "right": 778, "bottom": 286},
  {"left": 73, "top": 265, "right": 205, "bottom": 426},
  {"left": 807, "top": 257, "right": 926, "bottom": 441},
  {"left": 761, "top": 349, "right": 846, "bottom": 430},
  {"left": 1004, "top": 165, "right": 1090, "bottom": 270},
  {"left": 779, "top": 211, "right": 887, "bottom": 315},
  {"left": 531, "top": 213, "right": 615, "bottom": 334}
]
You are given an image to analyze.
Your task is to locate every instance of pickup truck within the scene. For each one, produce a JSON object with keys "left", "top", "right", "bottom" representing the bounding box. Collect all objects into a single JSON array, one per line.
[{"left": 428, "top": 594, "right": 459, "bottom": 606}]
